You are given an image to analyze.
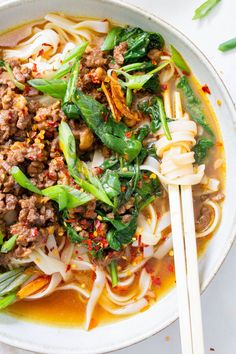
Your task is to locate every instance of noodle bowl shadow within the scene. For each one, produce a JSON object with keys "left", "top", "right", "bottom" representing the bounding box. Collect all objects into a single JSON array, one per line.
[{"left": 0, "top": 0, "right": 236, "bottom": 353}]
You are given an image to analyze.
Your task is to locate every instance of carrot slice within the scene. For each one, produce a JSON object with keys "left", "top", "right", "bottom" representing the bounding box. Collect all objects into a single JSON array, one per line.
[{"left": 17, "top": 276, "right": 50, "bottom": 299}]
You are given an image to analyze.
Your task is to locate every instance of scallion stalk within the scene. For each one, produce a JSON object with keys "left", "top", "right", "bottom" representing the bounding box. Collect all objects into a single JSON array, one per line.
[
  {"left": 1, "top": 235, "right": 18, "bottom": 254},
  {"left": 109, "top": 260, "right": 119, "bottom": 287},
  {"left": 218, "top": 37, "right": 236, "bottom": 52}
]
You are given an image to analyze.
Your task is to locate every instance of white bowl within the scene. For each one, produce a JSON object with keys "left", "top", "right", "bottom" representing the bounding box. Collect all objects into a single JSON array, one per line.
[{"left": 0, "top": 0, "right": 236, "bottom": 353}]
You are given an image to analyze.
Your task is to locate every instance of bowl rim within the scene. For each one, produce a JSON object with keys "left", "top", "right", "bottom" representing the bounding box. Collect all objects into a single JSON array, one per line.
[{"left": 0, "top": 0, "right": 236, "bottom": 353}]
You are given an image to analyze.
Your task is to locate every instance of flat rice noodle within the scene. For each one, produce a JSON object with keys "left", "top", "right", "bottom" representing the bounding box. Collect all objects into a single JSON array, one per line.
[
  {"left": 46, "top": 234, "right": 60, "bottom": 259},
  {"left": 0, "top": 20, "right": 45, "bottom": 47},
  {"left": 91, "top": 149, "right": 105, "bottom": 168},
  {"left": 100, "top": 297, "right": 148, "bottom": 315},
  {"left": 154, "top": 235, "right": 173, "bottom": 259},
  {"left": 71, "top": 259, "right": 95, "bottom": 271},
  {"left": 30, "top": 249, "right": 68, "bottom": 281},
  {"left": 61, "top": 242, "right": 74, "bottom": 264},
  {"left": 3, "top": 29, "right": 59, "bottom": 60},
  {"left": 85, "top": 267, "right": 105, "bottom": 330},
  {"left": 57, "top": 283, "right": 90, "bottom": 299},
  {"left": 118, "top": 259, "right": 148, "bottom": 279}
]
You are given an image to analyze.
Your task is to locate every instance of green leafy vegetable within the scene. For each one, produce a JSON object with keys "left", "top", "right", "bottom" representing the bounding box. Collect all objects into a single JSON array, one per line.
[
  {"left": 1, "top": 235, "right": 17, "bottom": 253},
  {"left": 0, "top": 293, "right": 16, "bottom": 310},
  {"left": 52, "top": 63, "right": 72, "bottom": 80},
  {"left": 138, "top": 97, "right": 171, "bottom": 139},
  {"left": 193, "top": 138, "right": 214, "bottom": 164},
  {"left": 115, "top": 27, "right": 164, "bottom": 63},
  {"left": 101, "top": 170, "right": 121, "bottom": 199},
  {"left": 136, "top": 172, "right": 161, "bottom": 209},
  {"left": 105, "top": 213, "right": 138, "bottom": 251},
  {"left": 11, "top": 166, "right": 42, "bottom": 194},
  {"left": 100, "top": 157, "right": 119, "bottom": 171},
  {"left": 28, "top": 79, "right": 67, "bottom": 99},
  {"left": 59, "top": 121, "right": 113, "bottom": 206},
  {"left": 109, "top": 260, "right": 119, "bottom": 287},
  {"left": 170, "top": 45, "right": 190, "bottom": 74},
  {"left": 73, "top": 90, "right": 142, "bottom": 162},
  {"left": 101, "top": 27, "right": 122, "bottom": 51},
  {"left": 177, "top": 76, "right": 214, "bottom": 137},
  {"left": 63, "top": 221, "right": 84, "bottom": 243},
  {"left": 218, "top": 37, "right": 236, "bottom": 52},
  {"left": 193, "top": 0, "right": 221, "bottom": 19}
]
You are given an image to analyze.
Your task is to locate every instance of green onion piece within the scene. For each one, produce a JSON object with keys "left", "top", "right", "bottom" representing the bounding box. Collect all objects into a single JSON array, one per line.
[
  {"left": 126, "top": 88, "right": 133, "bottom": 107},
  {"left": 170, "top": 45, "right": 190, "bottom": 74},
  {"left": 156, "top": 97, "right": 171, "bottom": 140},
  {"left": 62, "top": 41, "right": 88, "bottom": 65},
  {"left": 64, "top": 60, "right": 80, "bottom": 103},
  {"left": 5, "top": 63, "right": 25, "bottom": 90},
  {"left": 11, "top": 166, "right": 42, "bottom": 195},
  {"left": 101, "top": 27, "right": 122, "bottom": 51},
  {"left": 52, "top": 63, "right": 72, "bottom": 79},
  {"left": 0, "top": 269, "right": 23, "bottom": 284},
  {"left": 28, "top": 79, "right": 67, "bottom": 100},
  {"left": 0, "top": 231, "right": 4, "bottom": 245},
  {"left": 0, "top": 273, "right": 30, "bottom": 296},
  {"left": 58, "top": 121, "right": 77, "bottom": 169},
  {"left": 109, "top": 260, "right": 119, "bottom": 287},
  {"left": 1, "top": 235, "right": 18, "bottom": 254},
  {"left": 0, "top": 293, "right": 16, "bottom": 310},
  {"left": 193, "top": 0, "right": 221, "bottom": 20},
  {"left": 218, "top": 37, "right": 236, "bottom": 52}
]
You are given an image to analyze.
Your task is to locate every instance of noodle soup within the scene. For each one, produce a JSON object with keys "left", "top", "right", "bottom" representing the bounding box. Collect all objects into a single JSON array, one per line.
[{"left": 0, "top": 13, "right": 224, "bottom": 329}]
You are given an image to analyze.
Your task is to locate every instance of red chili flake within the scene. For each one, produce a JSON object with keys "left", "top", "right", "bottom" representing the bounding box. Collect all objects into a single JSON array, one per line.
[
  {"left": 87, "top": 239, "right": 93, "bottom": 251},
  {"left": 47, "top": 121, "right": 58, "bottom": 128},
  {"left": 94, "top": 167, "right": 104, "bottom": 175},
  {"left": 201, "top": 84, "right": 211, "bottom": 94},
  {"left": 138, "top": 234, "right": 142, "bottom": 247},
  {"left": 32, "top": 63, "right": 37, "bottom": 72},
  {"left": 42, "top": 43, "right": 53, "bottom": 47},
  {"left": 77, "top": 256, "right": 83, "bottom": 260},
  {"left": 161, "top": 84, "right": 167, "bottom": 91},
  {"left": 215, "top": 141, "right": 223, "bottom": 147},
  {"left": 125, "top": 131, "right": 132, "bottom": 138},
  {"left": 152, "top": 276, "right": 161, "bottom": 286},
  {"left": 167, "top": 263, "right": 174, "bottom": 273},
  {"left": 66, "top": 264, "right": 71, "bottom": 272},
  {"left": 151, "top": 59, "right": 157, "bottom": 65},
  {"left": 37, "top": 152, "right": 44, "bottom": 159},
  {"left": 28, "top": 156, "right": 34, "bottom": 161},
  {"left": 65, "top": 219, "right": 76, "bottom": 223},
  {"left": 143, "top": 174, "right": 149, "bottom": 180},
  {"left": 100, "top": 238, "right": 109, "bottom": 248},
  {"left": 37, "top": 49, "right": 44, "bottom": 57},
  {"left": 31, "top": 227, "right": 38, "bottom": 237}
]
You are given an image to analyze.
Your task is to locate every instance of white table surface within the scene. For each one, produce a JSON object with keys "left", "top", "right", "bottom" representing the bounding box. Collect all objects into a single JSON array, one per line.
[{"left": 1, "top": 0, "right": 236, "bottom": 353}]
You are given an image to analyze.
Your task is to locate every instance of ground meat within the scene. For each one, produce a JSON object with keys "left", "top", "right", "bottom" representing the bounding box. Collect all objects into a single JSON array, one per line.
[
  {"left": 7, "top": 57, "right": 32, "bottom": 83},
  {"left": 117, "top": 197, "right": 135, "bottom": 215},
  {"left": 17, "top": 196, "right": 56, "bottom": 226},
  {"left": 113, "top": 41, "right": 128, "bottom": 66},
  {"left": 195, "top": 205, "right": 213, "bottom": 233},
  {"left": 82, "top": 48, "right": 108, "bottom": 68},
  {"left": 0, "top": 193, "right": 18, "bottom": 214},
  {"left": 75, "top": 200, "right": 97, "bottom": 219},
  {"left": 33, "top": 101, "right": 65, "bottom": 133},
  {"left": 27, "top": 161, "right": 45, "bottom": 177}
]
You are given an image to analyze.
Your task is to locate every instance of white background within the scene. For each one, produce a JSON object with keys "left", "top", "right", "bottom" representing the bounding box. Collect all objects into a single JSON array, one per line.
[{"left": 1, "top": 0, "right": 236, "bottom": 353}]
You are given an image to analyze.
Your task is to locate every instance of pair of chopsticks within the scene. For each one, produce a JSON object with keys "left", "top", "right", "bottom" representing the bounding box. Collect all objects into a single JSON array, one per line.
[{"left": 165, "top": 90, "right": 205, "bottom": 354}]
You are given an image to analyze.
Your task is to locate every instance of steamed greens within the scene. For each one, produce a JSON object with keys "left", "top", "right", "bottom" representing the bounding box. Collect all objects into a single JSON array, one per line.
[{"left": 177, "top": 76, "right": 214, "bottom": 137}]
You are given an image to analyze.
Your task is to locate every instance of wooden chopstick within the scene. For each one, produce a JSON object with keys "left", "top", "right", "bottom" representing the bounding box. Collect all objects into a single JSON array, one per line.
[
  {"left": 164, "top": 89, "right": 205, "bottom": 354},
  {"left": 168, "top": 184, "right": 193, "bottom": 354},
  {"left": 175, "top": 90, "right": 205, "bottom": 354},
  {"left": 181, "top": 186, "right": 205, "bottom": 354}
]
